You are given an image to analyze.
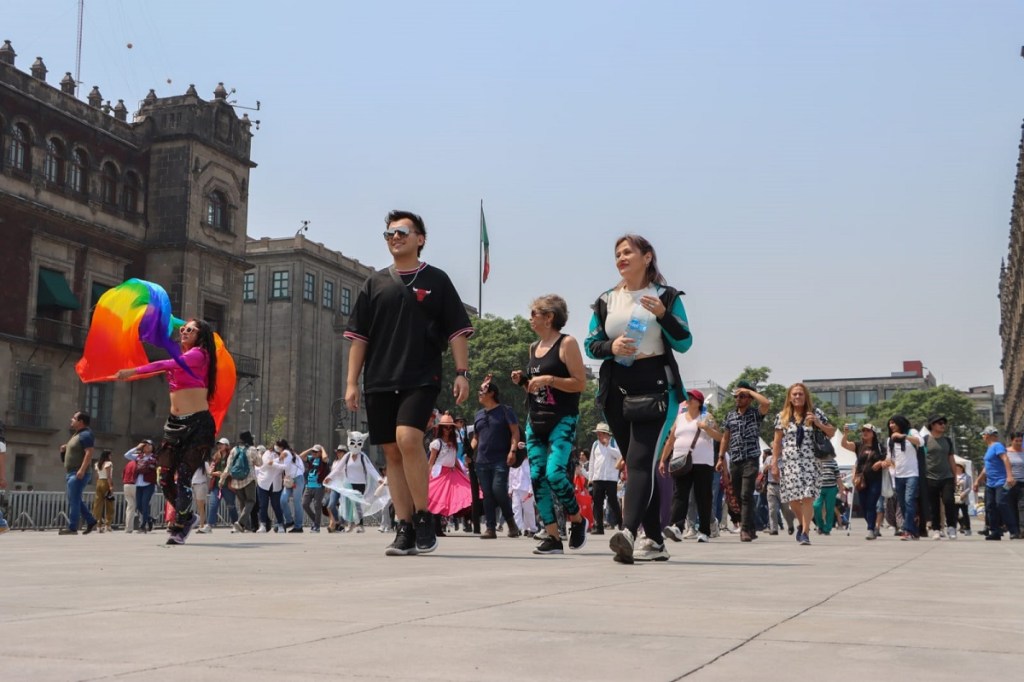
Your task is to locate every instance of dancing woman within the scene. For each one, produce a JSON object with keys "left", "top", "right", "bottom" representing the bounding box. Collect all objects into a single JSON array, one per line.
[{"left": 115, "top": 319, "right": 217, "bottom": 544}]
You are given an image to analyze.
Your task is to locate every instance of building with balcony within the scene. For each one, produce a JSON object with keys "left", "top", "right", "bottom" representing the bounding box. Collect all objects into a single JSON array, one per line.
[
  {"left": 0, "top": 42, "right": 257, "bottom": 490},
  {"left": 802, "top": 360, "right": 937, "bottom": 422},
  {"left": 1000, "top": 81, "right": 1024, "bottom": 432}
]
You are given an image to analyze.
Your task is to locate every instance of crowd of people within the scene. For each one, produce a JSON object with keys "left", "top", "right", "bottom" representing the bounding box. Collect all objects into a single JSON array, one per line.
[{"left": 36, "top": 209, "right": 1023, "bottom": 560}]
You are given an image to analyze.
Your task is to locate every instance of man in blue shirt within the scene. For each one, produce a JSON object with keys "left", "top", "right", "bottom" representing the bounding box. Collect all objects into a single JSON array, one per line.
[
  {"left": 60, "top": 411, "right": 98, "bottom": 535},
  {"left": 975, "top": 426, "right": 1017, "bottom": 540},
  {"left": 471, "top": 378, "right": 520, "bottom": 539}
]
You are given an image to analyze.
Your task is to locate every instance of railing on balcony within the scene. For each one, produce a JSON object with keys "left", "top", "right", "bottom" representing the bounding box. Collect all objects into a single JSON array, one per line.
[
  {"left": 233, "top": 352, "right": 261, "bottom": 378},
  {"left": 32, "top": 317, "right": 87, "bottom": 348}
]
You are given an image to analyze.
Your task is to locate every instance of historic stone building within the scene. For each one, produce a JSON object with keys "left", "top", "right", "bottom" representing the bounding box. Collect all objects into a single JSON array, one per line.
[
  {"left": 0, "top": 41, "right": 258, "bottom": 490},
  {"left": 238, "top": 235, "right": 374, "bottom": 449},
  {"left": 1000, "top": 109, "right": 1024, "bottom": 433}
]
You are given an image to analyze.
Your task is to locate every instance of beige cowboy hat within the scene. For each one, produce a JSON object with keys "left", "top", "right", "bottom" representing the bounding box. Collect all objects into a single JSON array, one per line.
[{"left": 593, "top": 422, "right": 612, "bottom": 434}]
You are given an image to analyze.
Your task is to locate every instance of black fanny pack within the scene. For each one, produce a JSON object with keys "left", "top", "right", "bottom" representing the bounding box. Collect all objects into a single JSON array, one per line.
[{"left": 619, "top": 388, "right": 668, "bottom": 422}]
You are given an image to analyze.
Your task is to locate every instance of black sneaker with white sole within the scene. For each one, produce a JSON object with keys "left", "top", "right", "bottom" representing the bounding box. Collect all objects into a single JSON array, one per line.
[
  {"left": 568, "top": 517, "right": 588, "bottom": 550},
  {"left": 385, "top": 521, "right": 418, "bottom": 556},
  {"left": 532, "top": 536, "right": 564, "bottom": 554},
  {"left": 412, "top": 510, "right": 437, "bottom": 554}
]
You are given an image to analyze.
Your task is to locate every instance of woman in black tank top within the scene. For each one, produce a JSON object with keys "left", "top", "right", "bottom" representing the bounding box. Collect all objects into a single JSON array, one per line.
[{"left": 511, "top": 295, "right": 588, "bottom": 555}]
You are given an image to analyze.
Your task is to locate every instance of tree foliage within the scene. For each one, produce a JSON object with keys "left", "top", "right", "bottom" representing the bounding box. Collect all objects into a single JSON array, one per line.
[
  {"left": 863, "top": 385, "right": 986, "bottom": 465},
  {"left": 438, "top": 314, "right": 600, "bottom": 450},
  {"left": 262, "top": 409, "right": 288, "bottom": 447}
]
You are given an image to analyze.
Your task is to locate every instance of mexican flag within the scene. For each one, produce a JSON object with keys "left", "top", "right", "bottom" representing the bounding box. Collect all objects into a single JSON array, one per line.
[{"left": 480, "top": 203, "right": 490, "bottom": 283}]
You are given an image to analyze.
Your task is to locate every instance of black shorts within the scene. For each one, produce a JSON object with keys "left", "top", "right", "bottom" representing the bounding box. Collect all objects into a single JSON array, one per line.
[{"left": 365, "top": 387, "right": 440, "bottom": 445}]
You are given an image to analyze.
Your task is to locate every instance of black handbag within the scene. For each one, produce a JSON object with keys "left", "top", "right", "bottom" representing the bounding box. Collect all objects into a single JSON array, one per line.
[
  {"left": 668, "top": 426, "right": 700, "bottom": 476},
  {"left": 620, "top": 388, "right": 668, "bottom": 422},
  {"left": 812, "top": 428, "right": 835, "bottom": 460}
]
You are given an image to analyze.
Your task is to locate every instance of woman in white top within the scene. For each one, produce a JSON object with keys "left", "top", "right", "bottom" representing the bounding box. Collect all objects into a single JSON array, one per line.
[
  {"left": 91, "top": 450, "right": 115, "bottom": 532},
  {"left": 255, "top": 440, "right": 289, "bottom": 532},
  {"left": 659, "top": 389, "right": 721, "bottom": 543},
  {"left": 882, "top": 415, "right": 923, "bottom": 540}
]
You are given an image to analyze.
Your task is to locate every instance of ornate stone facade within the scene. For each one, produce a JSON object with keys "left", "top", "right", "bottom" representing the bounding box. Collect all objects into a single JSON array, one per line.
[
  {"left": 0, "top": 43, "right": 257, "bottom": 490},
  {"left": 1000, "top": 119, "right": 1024, "bottom": 433}
]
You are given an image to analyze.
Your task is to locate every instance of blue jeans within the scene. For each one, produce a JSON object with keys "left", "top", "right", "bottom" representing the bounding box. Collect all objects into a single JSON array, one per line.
[
  {"left": 280, "top": 476, "right": 305, "bottom": 527},
  {"left": 985, "top": 485, "right": 1018, "bottom": 538},
  {"left": 859, "top": 479, "right": 883, "bottom": 532},
  {"left": 894, "top": 476, "right": 919, "bottom": 536},
  {"left": 136, "top": 484, "right": 156, "bottom": 527},
  {"left": 65, "top": 472, "right": 96, "bottom": 531},
  {"left": 257, "top": 486, "right": 284, "bottom": 530},
  {"left": 207, "top": 485, "right": 238, "bottom": 526},
  {"left": 476, "top": 462, "right": 516, "bottom": 531}
]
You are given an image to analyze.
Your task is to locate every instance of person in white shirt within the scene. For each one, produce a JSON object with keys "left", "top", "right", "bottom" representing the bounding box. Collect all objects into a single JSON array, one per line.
[
  {"left": 280, "top": 445, "right": 307, "bottom": 532},
  {"left": 255, "top": 440, "right": 289, "bottom": 532},
  {"left": 882, "top": 415, "right": 923, "bottom": 540},
  {"left": 509, "top": 455, "right": 537, "bottom": 535},
  {"left": 589, "top": 423, "right": 623, "bottom": 535}
]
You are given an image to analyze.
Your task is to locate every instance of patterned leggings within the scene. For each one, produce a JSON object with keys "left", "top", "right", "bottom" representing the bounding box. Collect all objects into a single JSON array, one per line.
[
  {"left": 157, "top": 411, "right": 215, "bottom": 528},
  {"left": 526, "top": 415, "right": 579, "bottom": 526}
]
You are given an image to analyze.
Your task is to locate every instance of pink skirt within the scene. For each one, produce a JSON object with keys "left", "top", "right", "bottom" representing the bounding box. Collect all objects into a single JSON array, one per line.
[{"left": 427, "top": 466, "right": 473, "bottom": 515}]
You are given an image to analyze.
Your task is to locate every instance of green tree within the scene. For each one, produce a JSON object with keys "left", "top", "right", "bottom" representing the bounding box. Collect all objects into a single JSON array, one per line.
[
  {"left": 262, "top": 409, "right": 288, "bottom": 448},
  {"left": 863, "top": 385, "right": 986, "bottom": 466},
  {"left": 438, "top": 314, "right": 537, "bottom": 423}
]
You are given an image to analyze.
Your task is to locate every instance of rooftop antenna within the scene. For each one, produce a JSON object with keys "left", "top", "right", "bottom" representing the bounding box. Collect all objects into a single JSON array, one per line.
[{"left": 75, "top": 0, "right": 84, "bottom": 96}]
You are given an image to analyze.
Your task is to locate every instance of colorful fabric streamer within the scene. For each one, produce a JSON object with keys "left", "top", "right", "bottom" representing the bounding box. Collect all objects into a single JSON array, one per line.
[{"left": 75, "top": 278, "right": 237, "bottom": 432}]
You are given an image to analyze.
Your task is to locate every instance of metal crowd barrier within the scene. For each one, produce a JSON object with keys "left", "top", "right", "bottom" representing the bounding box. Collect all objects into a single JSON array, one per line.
[{"left": 2, "top": 489, "right": 387, "bottom": 530}]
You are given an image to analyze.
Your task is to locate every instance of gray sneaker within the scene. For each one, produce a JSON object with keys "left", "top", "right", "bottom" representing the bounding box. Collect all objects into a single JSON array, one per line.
[
  {"left": 609, "top": 528, "right": 635, "bottom": 564},
  {"left": 663, "top": 525, "right": 683, "bottom": 542},
  {"left": 633, "top": 537, "right": 670, "bottom": 562}
]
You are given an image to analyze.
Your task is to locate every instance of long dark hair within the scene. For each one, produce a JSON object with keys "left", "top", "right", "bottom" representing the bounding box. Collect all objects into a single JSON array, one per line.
[
  {"left": 188, "top": 318, "right": 218, "bottom": 400},
  {"left": 888, "top": 415, "right": 911, "bottom": 455},
  {"left": 437, "top": 423, "right": 458, "bottom": 447}
]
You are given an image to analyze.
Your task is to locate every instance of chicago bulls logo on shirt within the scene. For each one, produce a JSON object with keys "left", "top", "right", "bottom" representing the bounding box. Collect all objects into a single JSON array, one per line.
[{"left": 412, "top": 287, "right": 431, "bottom": 302}]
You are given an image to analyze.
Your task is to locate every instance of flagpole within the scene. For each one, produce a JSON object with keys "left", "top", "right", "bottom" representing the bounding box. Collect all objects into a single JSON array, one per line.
[{"left": 478, "top": 199, "right": 483, "bottom": 318}]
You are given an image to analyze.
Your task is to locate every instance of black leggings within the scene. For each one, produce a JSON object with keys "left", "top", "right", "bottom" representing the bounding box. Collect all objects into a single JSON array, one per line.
[
  {"left": 157, "top": 411, "right": 215, "bottom": 528},
  {"left": 670, "top": 464, "right": 714, "bottom": 536},
  {"left": 604, "top": 357, "right": 668, "bottom": 544}
]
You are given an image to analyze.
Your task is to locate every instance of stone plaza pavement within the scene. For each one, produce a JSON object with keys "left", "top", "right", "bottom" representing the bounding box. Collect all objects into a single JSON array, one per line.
[{"left": 1, "top": 525, "right": 1021, "bottom": 681}]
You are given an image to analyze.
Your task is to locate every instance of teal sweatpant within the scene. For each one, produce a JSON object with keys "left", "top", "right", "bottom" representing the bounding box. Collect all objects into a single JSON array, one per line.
[
  {"left": 526, "top": 415, "right": 579, "bottom": 526},
  {"left": 813, "top": 485, "right": 838, "bottom": 534}
]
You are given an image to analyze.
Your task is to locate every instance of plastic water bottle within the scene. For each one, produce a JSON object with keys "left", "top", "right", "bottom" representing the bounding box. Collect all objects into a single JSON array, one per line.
[{"left": 615, "top": 305, "right": 652, "bottom": 367}]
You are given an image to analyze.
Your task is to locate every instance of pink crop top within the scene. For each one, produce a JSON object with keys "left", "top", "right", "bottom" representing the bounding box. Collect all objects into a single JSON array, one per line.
[{"left": 135, "top": 347, "right": 209, "bottom": 392}]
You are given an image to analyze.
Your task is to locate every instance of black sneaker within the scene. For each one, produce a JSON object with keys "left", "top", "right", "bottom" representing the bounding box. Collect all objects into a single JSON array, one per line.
[
  {"left": 532, "top": 536, "right": 564, "bottom": 554},
  {"left": 412, "top": 510, "right": 437, "bottom": 554},
  {"left": 385, "top": 522, "right": 418, "bottom": 556},
  {"left": 177, "top": 514, "right": 200, "bottom": 543},
  {"left": 568, "top": 517, "right": 588, "bottom": 550},
  {"left": 58, "top": 528, "right": 78, "bottom": 535},
  {"left": 83, "top": 521, "right": 98, "bottom": 535}
]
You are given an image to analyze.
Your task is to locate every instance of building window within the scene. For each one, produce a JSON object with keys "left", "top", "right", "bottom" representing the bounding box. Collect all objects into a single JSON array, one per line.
[
  {"left": 203, "top": 301, "right": 225, "bottom": 335},
  {"left": 122, "top": 172, "right": 140, "bottom": 213},
  {"left": 846, "top": 390, "right": 878, "bottom": 408},
  {"left": 206, "top": 191, "right": 228, "bottom": 230},
  {"left": 36, "top": 268, "right": 80, "bottom": 320},
  {"left": 14, "top": 370, "right": 48, "bottom": 428},
  {"left": 243, "top": 272, "right": 256, "bottom": 301},
  {"left": 322, "top": 280, "right": 335, "bottom": 309},
  {"left": 100, "top": 161, "right": 118, "bottom": 205},
  {"left": 883, "top": 388, "right": 902, "bottom": 401},
  {"left": 84, "top": 383, "right": 114, "bottom": 433},
  {"left": 69, "top": 148, "right": 88, "bottom": 194},
  {"left": 10, "top": 123, "right": 31, "bottom": 172},
  {"left": 303, "top": 272, "right": 316, "bottom": 302},
  {"left": 846, "top": 412, "right": 867, "bottom": 424},
  {"left": 90, "top": 281, "right": 112, "bottom": 322},
  {"left": 814, "top": 391, "right": 840, "bottom": 408},
  {"left": 44, "top": 138, "right": 66, "bottom": 186},
  {"left": 271, "top": 271, "right": 290, "bottom": 299},
  {"left": 341, "top": 287, "right": 352, "bottom": 315},
  {"left": 13, "top": 454, "right": 30, "bottom": 484}
]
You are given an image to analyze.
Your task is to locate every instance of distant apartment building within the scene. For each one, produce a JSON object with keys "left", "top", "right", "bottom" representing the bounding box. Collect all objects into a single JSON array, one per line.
[
  {"left": 238, "top": 235, "right": 375, "bottom": 449},
  {"left": 802, "top": 360, "right": 936, "bottom": 422},
  {"left": 962, "top": 385, "right": 1004, "bottom": 430},
  {"left": 0, "top": 41, "right": 258, "bottom": 490}
]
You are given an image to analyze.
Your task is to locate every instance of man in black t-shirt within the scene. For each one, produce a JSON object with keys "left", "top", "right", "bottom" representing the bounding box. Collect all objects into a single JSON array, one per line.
[{"left": 344, "top": 210, "right": 473, "bottom": 556}]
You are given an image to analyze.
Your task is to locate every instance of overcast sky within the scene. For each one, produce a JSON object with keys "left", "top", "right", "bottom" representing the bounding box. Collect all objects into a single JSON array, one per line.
[{"left": 7, "top": 1, "right": 1023, "bottom": 391}]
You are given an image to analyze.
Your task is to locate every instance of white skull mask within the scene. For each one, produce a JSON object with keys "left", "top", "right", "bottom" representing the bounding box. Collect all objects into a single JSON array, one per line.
[{"left": 347, "top": 431, "right": 367, "bottom": 454}]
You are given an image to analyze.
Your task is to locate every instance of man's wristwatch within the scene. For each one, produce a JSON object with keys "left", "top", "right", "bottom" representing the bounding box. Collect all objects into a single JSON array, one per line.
[{"left": 455, "top": 369, "right": 470, "bottom": 380}]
